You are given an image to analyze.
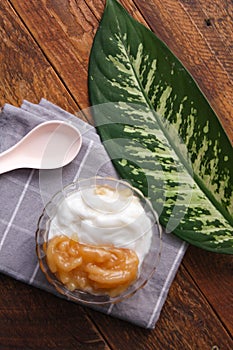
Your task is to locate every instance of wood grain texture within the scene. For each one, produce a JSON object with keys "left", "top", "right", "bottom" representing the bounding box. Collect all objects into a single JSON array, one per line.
[
  {"left": 9, "top": 0, "right": 99, "bottom": 112},
  {"left": 84, "top": 0, "right": 105, "bottom": 21},
  {"left": 0, "top": 275, "right": 109, "bottom": 350},
  {"left": 133, "top": 0, "right": 233, "bottom": 143},
  {"left": 183, "top": 246, "right": 233, "bottom": 334},
  {"left": 0, "top": 0, "right": 232, "bottom": 349},
  {"left": 1, "top": 262, "right": 232, "bottom": 350},
  {"left": 87, "top": 265, "right": 233, "bottom": 350},
  {"left": 0, "top": 0, "right": 80, "bottom": 116},
  {"left": 179, "top": 0, "right": 233, "bottom": 76}
]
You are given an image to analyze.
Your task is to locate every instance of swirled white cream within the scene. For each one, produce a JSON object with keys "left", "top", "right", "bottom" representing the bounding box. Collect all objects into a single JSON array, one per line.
[{"left": 48, "top": 185, "right": 153, "bottom": 264}]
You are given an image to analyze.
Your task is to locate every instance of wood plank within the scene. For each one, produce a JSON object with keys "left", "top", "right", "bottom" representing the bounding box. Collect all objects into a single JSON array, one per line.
[
  {"left": 0, "top": 0, "right": 80, "bottom": 116},
  {"left": 9, "top": 0, "right": 100, "bottom": 112},
  {"left": 86, "top": 0, "right": 143, "bottom": 22},
  {"left": 196, "top": 0, "right": 233, "bottom": 51},
  {"left": 87, "top": 264, "right": 233, "bottom": 349},
  {"left": 1, "top": 1, "right": 232, "bottom": 349},
  {"left": 84, "top": 0, "right": 105, "bottom": 21},
  {"left": 12, "top": 0, "right": 233, "bottom": 140},
  {"left": 183, "top": 245, "right": 233, "bottom": 335},
  {"left": 133, "top": 0, "right": 233, "bottom": 143},
  {"left": 178, "top": 0, "right": 233, "bottom": 77},
  {"left": 0, "top": 274, "right": 110, "bottom": 350}
]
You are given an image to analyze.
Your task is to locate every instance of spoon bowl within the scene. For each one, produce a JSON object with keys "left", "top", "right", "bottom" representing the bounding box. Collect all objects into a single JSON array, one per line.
[{"left": 0, "top": 121, "right": 82, "bottom": 174}]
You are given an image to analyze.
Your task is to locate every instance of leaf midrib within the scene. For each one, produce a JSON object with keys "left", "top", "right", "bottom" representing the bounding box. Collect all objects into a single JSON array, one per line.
[
  {"left": 115, "top": 26, "right": 194, "bottom": 176},
  {"left": 113, "top": 21, "right": 233, "bottom": 226}
]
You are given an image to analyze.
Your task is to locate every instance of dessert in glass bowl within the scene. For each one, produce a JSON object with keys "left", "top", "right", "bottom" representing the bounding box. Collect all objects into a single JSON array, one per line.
[{"left": 36, "top": 177, "right": 162, "bottom": 304}]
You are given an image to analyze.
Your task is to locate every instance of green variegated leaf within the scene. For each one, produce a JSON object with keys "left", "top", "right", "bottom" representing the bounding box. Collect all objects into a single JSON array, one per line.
[{"left": 88, "top": 0, "right": 233, "bottom": 253}]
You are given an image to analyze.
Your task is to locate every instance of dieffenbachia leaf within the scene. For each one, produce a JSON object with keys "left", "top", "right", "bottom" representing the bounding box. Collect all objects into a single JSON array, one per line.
[{"left": 88, "top": 0, "right": 233, "bottom": 253}]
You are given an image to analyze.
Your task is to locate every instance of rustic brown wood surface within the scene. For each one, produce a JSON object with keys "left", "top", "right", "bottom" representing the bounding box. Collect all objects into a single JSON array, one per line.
[{"left": 0, "top": 0, "right": 232, "bottom": 349}]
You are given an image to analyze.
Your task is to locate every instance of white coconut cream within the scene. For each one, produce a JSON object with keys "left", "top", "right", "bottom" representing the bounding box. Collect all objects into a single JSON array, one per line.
[{"left": 48, "top": 185, "right": 152, "bottom": 264}]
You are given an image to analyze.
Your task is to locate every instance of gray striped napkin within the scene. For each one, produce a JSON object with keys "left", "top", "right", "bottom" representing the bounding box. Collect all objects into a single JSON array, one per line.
[{"left": 0, "top": 99, "right": 187, "bottom": 329}]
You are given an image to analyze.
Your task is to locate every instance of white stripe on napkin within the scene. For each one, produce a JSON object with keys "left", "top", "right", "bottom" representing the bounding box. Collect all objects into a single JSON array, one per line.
[
  {"left": 147, "top": 240, "right": 187, "bottom": 328},
  {"left": 0, "top": 169, "right": 35, "bottom": 252}
]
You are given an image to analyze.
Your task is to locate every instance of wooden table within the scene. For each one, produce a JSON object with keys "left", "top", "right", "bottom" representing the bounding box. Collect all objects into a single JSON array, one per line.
[{"left": 0, "top": 1, "right": 232, "bottom": 349}]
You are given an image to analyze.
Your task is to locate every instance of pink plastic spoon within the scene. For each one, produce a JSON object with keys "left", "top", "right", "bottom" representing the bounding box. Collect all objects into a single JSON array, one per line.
[{"left": 0, "top": 121, "right": 82, "bottom": 174}]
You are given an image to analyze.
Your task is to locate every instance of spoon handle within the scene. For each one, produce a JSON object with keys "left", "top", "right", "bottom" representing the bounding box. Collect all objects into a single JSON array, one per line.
[{"left": 0, "top": 148, "right": 23, "bottom": 174}]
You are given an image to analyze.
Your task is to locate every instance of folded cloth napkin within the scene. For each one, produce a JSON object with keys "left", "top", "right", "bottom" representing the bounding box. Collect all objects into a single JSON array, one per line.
[{"left": 0, "top": 99, "right": 187, "bottom": 329}]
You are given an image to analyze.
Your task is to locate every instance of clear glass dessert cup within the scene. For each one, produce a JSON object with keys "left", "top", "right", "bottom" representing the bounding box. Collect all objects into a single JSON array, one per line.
[{"left": 36, "top": 176, "right": 162, "bottom": 305}]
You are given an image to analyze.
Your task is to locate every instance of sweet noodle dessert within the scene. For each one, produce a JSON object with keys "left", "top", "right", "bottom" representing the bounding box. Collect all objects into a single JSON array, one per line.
[{"left": 45, "top": 184, "right": 153, "bottom": 297}]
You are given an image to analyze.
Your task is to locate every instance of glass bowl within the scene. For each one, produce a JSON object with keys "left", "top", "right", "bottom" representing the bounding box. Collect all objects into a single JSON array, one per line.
[{"left": 36, "top": 177, "right": 162, "bottom": 305}]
